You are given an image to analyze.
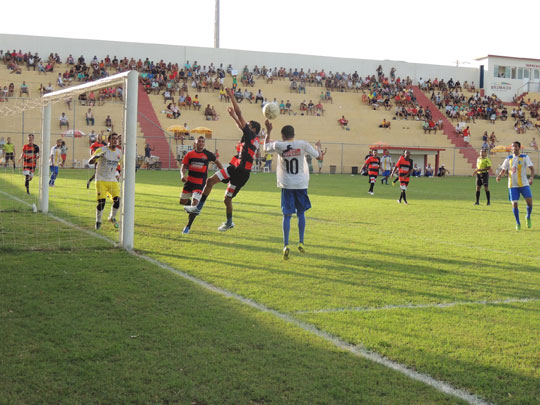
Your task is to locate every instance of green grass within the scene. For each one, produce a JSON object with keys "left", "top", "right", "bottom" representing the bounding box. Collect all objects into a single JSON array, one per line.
[{"left": 1, "top": 168, "right": 539, "bottom": 404}]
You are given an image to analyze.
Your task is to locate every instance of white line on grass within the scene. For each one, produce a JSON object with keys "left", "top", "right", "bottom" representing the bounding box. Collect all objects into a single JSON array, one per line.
[
  {"left": 136, "top": 254, "right": 491, "bottom": 405},
  {"left": 4, "top": 189, "right": 491, "bottom": 405},
  {"left": 294, "top": 297, "right": 540, "bottom": 314}
]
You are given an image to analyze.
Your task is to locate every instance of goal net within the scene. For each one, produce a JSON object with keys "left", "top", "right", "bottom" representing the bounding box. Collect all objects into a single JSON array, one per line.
[{"left": 0, "top": 71, "right": 138, "bottom": 251}]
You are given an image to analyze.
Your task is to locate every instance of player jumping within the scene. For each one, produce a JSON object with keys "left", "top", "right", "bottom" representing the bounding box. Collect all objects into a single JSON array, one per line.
[{"left": 184, "top": 88, "right": 261, "bottom": 231}]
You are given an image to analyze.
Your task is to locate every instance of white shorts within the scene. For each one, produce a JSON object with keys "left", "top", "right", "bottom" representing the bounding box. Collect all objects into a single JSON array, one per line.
[
  {"left": 22, "top": 170, "right": 34, "bottom": 178},
  {"left": 181, "top": 190, "right": 202, "bottom": 202},
  {"left": 400, "top": 184, "right": 408, "bottom": 190}
]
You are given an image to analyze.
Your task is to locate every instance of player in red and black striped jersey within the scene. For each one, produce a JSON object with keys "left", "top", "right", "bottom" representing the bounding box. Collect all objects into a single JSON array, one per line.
[
  {"left": 17, "top": 133, "right": 40, "bottom": 195},
  {"left": 86, "top": 136, "right": 107, "bottom": 189},
  {"left": 361, "top": 149, "right": 380, "bottom": 195},
  {"left": 180, "top": 136, "right": 223, "bottom": 234},
  {"left": 185, "top": 88, "right": 261, "bottom": 232},
  {"left": 391, "top": 150, "right": 413, "bottom": 205}
]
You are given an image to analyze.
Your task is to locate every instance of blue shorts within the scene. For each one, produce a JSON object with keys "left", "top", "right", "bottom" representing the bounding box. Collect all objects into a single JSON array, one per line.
[
  {"left": 509, "top": 186, "right": 532, "bottom": 202},
  {"left": 382, "top": 170, "right": 391, "bottom": 177},
  {"left": 281, "top": 189, "right": 311, "bottom": 215}
]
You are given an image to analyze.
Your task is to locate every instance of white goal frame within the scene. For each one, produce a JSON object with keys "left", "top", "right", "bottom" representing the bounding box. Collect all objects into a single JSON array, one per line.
[{"left": 40, "top": 71, "right": 139, "bottom": 250}]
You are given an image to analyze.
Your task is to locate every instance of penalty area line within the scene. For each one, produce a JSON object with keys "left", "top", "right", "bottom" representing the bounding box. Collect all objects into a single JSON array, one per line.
[
  {"left": 294, "top": 297, "right": 540, "bottom": 314},
  {"left": 5, "top": 189, "right": 490, "bottom": 405}
]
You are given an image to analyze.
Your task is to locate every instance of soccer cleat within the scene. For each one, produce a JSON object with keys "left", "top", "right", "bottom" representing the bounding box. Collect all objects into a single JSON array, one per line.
[
  {"left": 392, "top": 181, "right": 396, "bottom": 187},
  {"left": 516, "top": 223, "right": 521, "bottom": 231},
  {"left": 108, "top": 217, "right": 119, "bottom": 229},
  {"left": 283, "top": 245, "right": 290, "bottom": 260},
  {"left": 527, "top": 218, "right": 532, "bottom": 229},
  {"left": 86, "top": 182, "right": 90, "bottom": 189},
  {"left": 184, "top": 205, "right": 200, "bottom": 215},
  {"left": 368, "top": 191, "right": 373, "bottom": 195},
  {"left": 474, "top": 202, "right": 479, "bottom": 205},
  {"left": 298, "top": 243, "right": 305, "bottom": 254},
  {"left": 95, "top": 222, "right": 101, "bottom": 230},
  {"left": 403, "top": 201, "right": 408, "bottom": 205},
  {"left": 218, "top": 222, "right": 234, "bottom": 231},
  {"left": 182, "top": 226, "right": 190, "bottom": 234},
  {"left": 487, "top": 202, "right": 490, "bottom": 206},
  {"left": 397, "top": 199, "right": 401, "bottom": 204}
]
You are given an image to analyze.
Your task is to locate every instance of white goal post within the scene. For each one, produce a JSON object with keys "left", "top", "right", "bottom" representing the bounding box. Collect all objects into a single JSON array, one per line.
[{"left": 40, "top": 70, "right": 139, "bottom": 250}]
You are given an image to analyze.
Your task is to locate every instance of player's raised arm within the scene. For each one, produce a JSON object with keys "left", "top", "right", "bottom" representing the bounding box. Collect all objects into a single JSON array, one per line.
[
  {"left": 88, "top": 148, "right": 105, "bottom": 165},
  {"left": 226, "top": 88, "right": 247, "bottom": 129},
  {"left": 264, "top": 120, "right": 272, "bottom": 145}
]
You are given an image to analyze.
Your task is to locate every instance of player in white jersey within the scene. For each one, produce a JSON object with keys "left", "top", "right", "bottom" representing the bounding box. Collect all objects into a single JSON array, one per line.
[
  {"left": 49, "top": 139, "right": 63, "bottom": 187},
  {"left": 496, "top": 141, "right": 534, "bottom": 230},
  {"left": 264, "top": 122, "right": 321, "bottom": 260},
  {"left": 379, "top": 149, "right": 393, "bottom": 184},
  {"left": 88, "top": 132, "right": 122, "bottom": 230}
]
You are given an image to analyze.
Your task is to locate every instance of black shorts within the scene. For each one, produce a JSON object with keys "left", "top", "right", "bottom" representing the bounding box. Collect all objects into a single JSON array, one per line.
[
  {"left": 5, "top": 152, "right": 14, "bottom": 161},
  {"left": 217, "top": 165, "right": 251, "bottom": 198},
  {"left": 182, "top": 180, "right": 204, "bottom": 194},
  {"left": 476, "top": 172, "right": 489, "bottom": 187}
]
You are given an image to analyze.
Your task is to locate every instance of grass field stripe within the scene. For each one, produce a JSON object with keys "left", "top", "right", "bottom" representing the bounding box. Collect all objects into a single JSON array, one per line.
[
  {"left": 294, "top": 297, "right": 540, "bottom": 314},
  {"left": 135, "top": 252, "right": 491, "bottom": 405},
  {"left": 0, "top": 189, "right": 118, "bottom": 246},
  {"left": 1, "top": 189, "right": 491, "bottom": 404}
]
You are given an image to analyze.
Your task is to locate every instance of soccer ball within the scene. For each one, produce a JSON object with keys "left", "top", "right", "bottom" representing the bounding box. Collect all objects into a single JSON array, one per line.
[{"left": 263, "top": 103, "right": 279, "bottom": 120}]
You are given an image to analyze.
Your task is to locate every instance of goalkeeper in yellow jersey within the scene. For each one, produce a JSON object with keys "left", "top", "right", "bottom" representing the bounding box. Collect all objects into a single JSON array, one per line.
[{"left": 88, "top": 132, "right": 122, "bottom": 230}]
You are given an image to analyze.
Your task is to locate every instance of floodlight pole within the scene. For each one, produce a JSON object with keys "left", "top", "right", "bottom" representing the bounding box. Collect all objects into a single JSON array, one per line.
[
  {"left": 214, "top": 0, "right": 220, "bottom": 48},
  {"left": 39, "top": 103, "right": 51, "bottom": 214},
  {"left": 120, "top": 70, "right": 138, "bottom": 250}
]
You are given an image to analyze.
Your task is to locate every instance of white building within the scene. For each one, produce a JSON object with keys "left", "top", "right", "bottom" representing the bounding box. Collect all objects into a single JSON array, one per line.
[{"left": 477, "top": 55, "right": 540, "bottom": 102}]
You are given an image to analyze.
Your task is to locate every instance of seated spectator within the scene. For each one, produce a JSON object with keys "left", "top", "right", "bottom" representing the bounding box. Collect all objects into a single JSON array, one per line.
[
  {"left": 192, "top": 94, "right": 201, "bottom": 111},
  {"left": 535, "top": 118, "right": 540, "bottom": 132},
  {"left": 204, "top": 104, "right": 213, "bottom": 120},
  {"left": 428, "top": 119, "right": 436, "bottom": 133},
  {"left": 44, "top": 82, "right": 54, "bottom": 94},
  {"left": 412, "top": 164, "right": 422, "bottom": 177},
  {"left": 338, "top": 115, "right": 349, "bottom": 129},
  {"left": 379, "top": 119, "right": 391, "bottom": 129},
  {"left": 437, "top": 165, "right": 450, "bottom": 177},
  {"left": 243, "top": 89, "right": 253, "bottom": 103},
  {"left": 56, "top": 73, "right": 65, "bottom": 88},
  {"left": 210, "top": 105, "right": 218, "bottom": 120},
  {"left": 85, "top": 108, "right": 95, "bottom": 126},
  {"left": 59, "top": 112, "right": 69, "bottom": 129},
  {"left": 19, "top": 81, "right": 29, "bottom": 97},
  {"left": 285, "top": 100, "right": 292, "bottom": 115},
  {"left": 279, "top": 100, "right": 286, "bottom": 114},
  {"left": 425, "top": 164, "right": 434, "bottom": 177},
  {"left": 531, "top": 137, "right": 538, "bottom": 151},
  {"left": 315, "top": 101, "right": 325, "bottom": 116},
  {"left": 255, "top": 89, "right": 264, "bottom": 104},
  {"left": 163, "top": 90, "right": 173, "bottom": 104},
  {"left": 218, "top": 86, "right": 229, "bottom": 102},
  {"left": 514, "top": 120, "right": 525, "bottom": 134}
]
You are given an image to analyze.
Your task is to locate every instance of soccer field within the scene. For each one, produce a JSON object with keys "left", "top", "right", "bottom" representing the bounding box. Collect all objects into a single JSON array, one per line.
[{"left": 1, "top": 169, "right": 539, "bottom": 404}]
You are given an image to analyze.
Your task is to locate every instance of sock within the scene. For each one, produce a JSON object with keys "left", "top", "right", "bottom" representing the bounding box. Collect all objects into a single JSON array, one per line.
[
  {"left": 393, "top": 177, "right": 399, "bottom": 184},
  {"left": 283, "top": 215, "right": 291, "bottom": 246},
  {"left": 96, "top": 208, "right": 103, "bottom": 223},
  {"left": 369, "top": 183, "right": 374, "bottom": 192},
  {"left": 402, "top": 191, "right": 407, "bottom": 203},
  {"left": 196, "top": 193, "right": 208, "bottom": 210},
  {"left": 526, "top": 205, "right": 532, "bottom": 219},
  {"left": 297, "top": 211, "right": 306, "bottom": 244},
  {"left": 476, "top": 191, "right": 480, "bottom": 203},
  {"left": 513, "top": 207, "right": 520, "bottom": 224},
  {"left": 25, "top": 176, "right": 30, "bottom": 192},
  {"left": 486, "top": 190, "right": 490, "bottom": 204},
  {"left": 186, "top": 213, "right": 197, "bottom": 228},
  {"left": 109, "top": 207, "right": 118, "bottom": 220},
  {"left": 226, "top": 212, "right": 233, "bottom": 225}
]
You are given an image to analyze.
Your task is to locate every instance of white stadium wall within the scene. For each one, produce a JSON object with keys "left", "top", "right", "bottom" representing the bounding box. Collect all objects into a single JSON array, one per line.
[
  {"left": 0, "top": 33, "right": 478, "bottom": 84},
  {"left": 481, "top": 55, "right": 540, "bottom": 102}
]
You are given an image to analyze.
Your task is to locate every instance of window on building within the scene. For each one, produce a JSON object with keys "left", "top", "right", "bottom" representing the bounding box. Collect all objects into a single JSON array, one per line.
[
  {"left": 524, "top": 68, "right": 530, "bottom": 79},
  {"left": 518, "top": 68, "right": 523, "bottom": 80},
  {"left": 534, "top": 69, "right": 540, "bottom": 80}
]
